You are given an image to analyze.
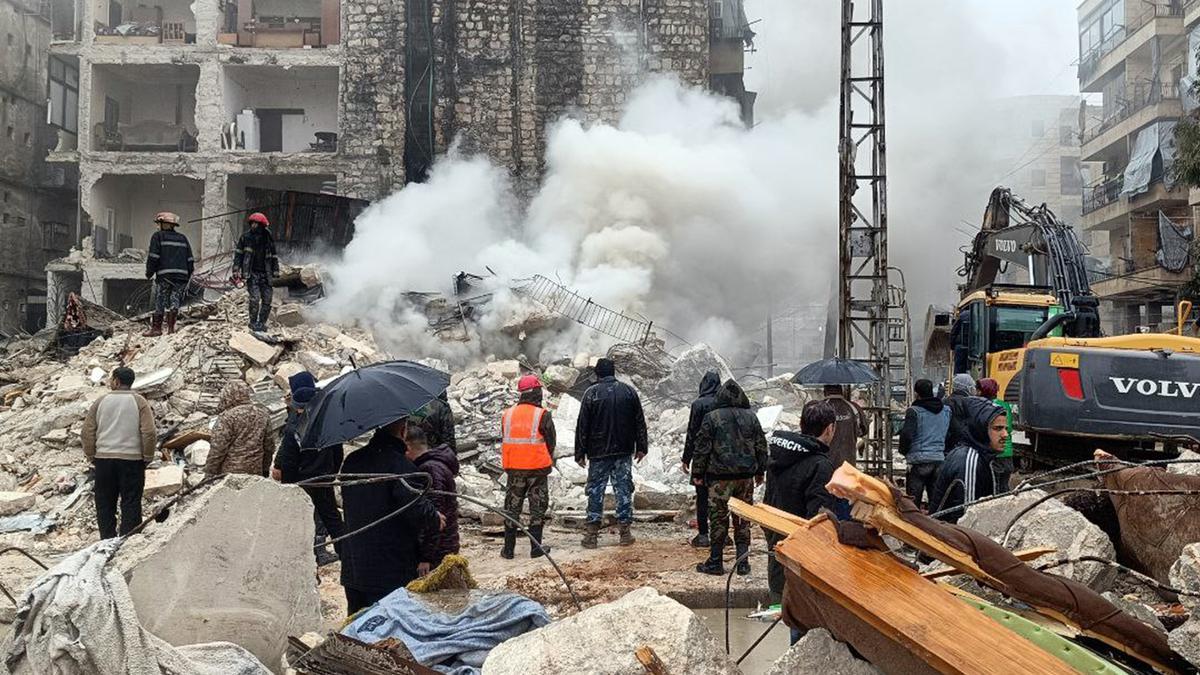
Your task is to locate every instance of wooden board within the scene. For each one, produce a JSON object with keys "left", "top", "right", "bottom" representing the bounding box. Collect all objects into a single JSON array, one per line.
[
  {"left": 827, "top": 464, "right": 1180, "bottom": 674},
  {"left": 774, "top": 516, "right": 1077, "bottom": 675}
]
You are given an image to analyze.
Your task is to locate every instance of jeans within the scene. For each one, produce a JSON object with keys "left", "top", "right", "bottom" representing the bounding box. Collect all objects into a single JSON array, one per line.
[
  {"left": 246, "top": 273, "right": 273, "bottom": 328},
  {"left": 790, "top": 628, "right": 804, "bottom": 645},
  {"left": 906, "top": 462, "right": 941, "bottom": 510},
  {"left": 93, "top": 458, "right": 145, "bottom": 539},
  {"left": 585, "top": 455, "right": 634, "bottom": 524},
  {"left": 992, "top": 456, "right": 1014, "bottom": 494}
]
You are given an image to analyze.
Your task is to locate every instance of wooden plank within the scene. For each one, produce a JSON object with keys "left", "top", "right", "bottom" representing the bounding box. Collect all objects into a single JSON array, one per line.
[
  {"left": 776, "top": 518, "right": 1074, "bottom": 674},
  {"left": 922, "top": 547, "right": 1056, "bottom": 581},
  {"left": 634, "top": 645, "right": 670, "bottom": 675},
  {"left": 776, "top": 518, "right": 1077, "bottom": 675},
  {"left": 729, "top": 498, "right": 802, "bottom": 536},
  {"left": 827, "top": 463, "right": 1179, "bottom": 675}
]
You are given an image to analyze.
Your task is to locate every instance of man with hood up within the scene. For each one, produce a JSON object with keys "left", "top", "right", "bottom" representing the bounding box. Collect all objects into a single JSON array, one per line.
[
  {"left": 405, "top": 426, "right": 460, "bottom": 570},
  {"left": 763, "top": 400, "right": 843, "bottom": 607},
  {"left": 418, "top": 392, "right": 457, "bottom": 452},
  {"left": 898, "top": 379, "right": 952, "bottom": 509},
  {"left": 680, "top": 370, "right": 721, "bottom": 548},
  {"left": 944, "top": 373, "right": 979, "bottom": 451},
  {"left": 977, "top": 377, "right": 1014, "bottom": 493},
  {"left": 205, "top": 380, "right": 274, "bottom": 477},
  {"left": 929, "top": 397, "right": 1008, "bottom": 523},
  {"left": 272, "top": 371, "right": 345, "bottom": 566},
  {"left": 501, "top": 375, "right": 556, "bottom": 559},
  {"left": 692, "top": 379, "right": 768, "bottom": 576}
]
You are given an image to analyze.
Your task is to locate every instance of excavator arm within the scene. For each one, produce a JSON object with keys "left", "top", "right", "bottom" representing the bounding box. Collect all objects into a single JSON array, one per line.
[{"left": 959, "top": 187, "right": 1100, "bottom": 338}]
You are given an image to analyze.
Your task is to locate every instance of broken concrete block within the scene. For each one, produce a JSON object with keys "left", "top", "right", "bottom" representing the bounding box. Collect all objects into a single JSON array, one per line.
[
  {"left": 0, "top": 491, "right": 36, "bottom": 516},
  {"left": 143, "top": 465, "right": 185, "bottom": 499},
  {"left": 229, "top": 332, "right": 282, "bottom": 367},
  {"left": 486, "top": 360, "right": 521, "bottom": 380},
  {"left": 481, "top": 587, "right": 740, "bottom": 674},
  {"left": 1170, "top": 543, "right": 1200, "bottom": 613},
  {"left": 183, "top": 440, "right": 210, "bottom": 467},
  {"left": 274, "top": 304, "right": 306, "bottom": 327},
  {"left": 39, "top": 428, "right": 69, "bottom": 444},
  {"left": 541, "top": 365, "right": 579, "bottom": 391},
  {"left": 960, "top": 489, "right": 1116, "bottom": 591},
  {"left": 112, "top": 475, "right": 321, "bottom": 670},
  {"left": 273, "top": 362, "right": 306, "bottom": 391},
  {"left": 297, "top": 351, "right": 339, "bottom": 379},
  {"left": 316, "top": 324, "right": 342, "bottom": 339},
  {"left": 299, "top": 264, "right": 323, "bottom": 288},
  {"left": 655, "top": 343, "right": 734, "bottom": 399},
  {"left": 764, "top": 628, "right": 881, "bottom": 675},
  {"left": 1170, "top": 618, "right": 1200, "bottom": 669},
  {"left": 1169, "top": 449, "right": 1200, "bottom": 477},
  {"left": 335, "top": 333, "right": 375, "bottom": 357},
  {"left": 244, "top": 366, "right": 269, "bottom": 385}
]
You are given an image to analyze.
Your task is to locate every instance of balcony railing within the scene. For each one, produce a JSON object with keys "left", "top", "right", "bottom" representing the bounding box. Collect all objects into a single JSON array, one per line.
[
  {"left": 1081, "top": 82, "right": 1180, "bottom": 146},
  {"left": 1078, "top": 3, "right": 1184, "bottom": 82},
  {"left": 1083, "top": 175, "right": 1125, "bottom": 214}
]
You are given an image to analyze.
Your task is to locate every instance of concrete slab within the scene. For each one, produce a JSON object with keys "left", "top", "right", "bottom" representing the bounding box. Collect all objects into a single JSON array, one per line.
[
  {"left": 143, "top": 465, "right": 185, "bottom": 498},
  {"left": 229, "top": 331, "right": 283, "bottom": 367},
  {"left": 112, "top": 475, "right": 322, "bottom": 670},
  {"left": 0, "top": 492, "right": 36, "bottom": 516}
]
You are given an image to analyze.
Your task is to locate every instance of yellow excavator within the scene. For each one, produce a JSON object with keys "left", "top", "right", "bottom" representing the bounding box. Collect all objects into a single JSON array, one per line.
[{"left": 927, "top": 187, "right": 1200, "bottom": 465}]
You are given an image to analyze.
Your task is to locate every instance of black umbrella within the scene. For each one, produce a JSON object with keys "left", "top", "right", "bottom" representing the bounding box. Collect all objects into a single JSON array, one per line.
[
  {"left": 297, "top": 360, "right": 450, "bottom": 449},
  {"left": 791, "top": 357, "right": 880, "bottom": 386}
]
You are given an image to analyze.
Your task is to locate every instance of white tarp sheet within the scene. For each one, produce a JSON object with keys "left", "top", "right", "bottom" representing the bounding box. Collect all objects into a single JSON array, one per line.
[
  {"left": 4, "top": 541, "right": 270, "bottom": 675},
  {"left": 1122, "top": 121, "right": 1177, "bottom": 197}
]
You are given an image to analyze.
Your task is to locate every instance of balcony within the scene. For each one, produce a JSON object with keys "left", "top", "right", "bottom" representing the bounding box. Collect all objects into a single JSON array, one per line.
[
  {"left": 1083, "top": 173, "right": 1189, "bottom": 230},
  {"left": 1083, "top": 175, "right": 1125, "bottom": 216},
  {"left": 1078, "top": 4, "right": 1184, "bottom": 91},
  {"left": 1081, "top": 83, "right": 1182, "bottom": 162},
  {"left": 1091, "top": 264, "right": 1192, "bottom": 300}
]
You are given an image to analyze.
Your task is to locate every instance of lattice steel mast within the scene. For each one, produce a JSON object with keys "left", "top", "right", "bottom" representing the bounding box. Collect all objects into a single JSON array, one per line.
[{"left": 838, "top": 0, "right": 892, "bottom": 477}]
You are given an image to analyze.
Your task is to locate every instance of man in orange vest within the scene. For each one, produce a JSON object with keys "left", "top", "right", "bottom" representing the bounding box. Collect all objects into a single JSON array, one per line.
[{"left": 500, "top": 374, "right": 557, "bottom": 560}]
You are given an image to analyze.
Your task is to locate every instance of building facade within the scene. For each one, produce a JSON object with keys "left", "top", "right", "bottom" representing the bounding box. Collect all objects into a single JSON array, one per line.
[
  {"left": 42, "top": 0, "right": 746, "bottom": 322},
  {"left": 0, "top": 0, "right": 78, "bottom": 335},
  {"left": 1077, "top": 0, "right": 1190, "bottom": 333}
]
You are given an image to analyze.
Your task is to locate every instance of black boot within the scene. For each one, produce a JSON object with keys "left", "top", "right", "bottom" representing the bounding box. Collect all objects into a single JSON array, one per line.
[
  {"left": 529, "top": 524, "right": 551, "bottom": 558},
  {"left": 735, "top": 542, "right": 751, "bottom": 576},
  {"left": 500, "top": 526, "right": 517, "bottom": 560},
  {"left": 696, "top": 537, "right": 725, "bottom": 575}
]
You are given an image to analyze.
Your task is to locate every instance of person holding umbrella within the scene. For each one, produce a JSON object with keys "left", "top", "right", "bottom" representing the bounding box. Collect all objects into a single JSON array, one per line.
[{"left": 293, "top": 360, "right": 451, "bottom": 614}]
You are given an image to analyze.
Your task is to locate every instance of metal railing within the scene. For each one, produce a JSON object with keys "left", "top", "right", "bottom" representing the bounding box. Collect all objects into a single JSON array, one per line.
[
  {"left": 1083, "top": 174, "right": 1125, "bottom": 214},
  {"left": 1078, "top": 3, "right": 1184, "bottom": 82},
  {"left": 1081, "top": 82, "right": 1181, "bottom": 146}
]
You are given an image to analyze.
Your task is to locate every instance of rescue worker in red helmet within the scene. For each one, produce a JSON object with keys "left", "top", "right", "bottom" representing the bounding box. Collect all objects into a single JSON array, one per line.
[
  {"left": 232, "top": 212, "right": 279, "bottom": 332},
  {"left": 143, "top": 212, "right": 193, "bottom": 337},
  {"left": 499, "top": 374, "right": 557, "bottom": 560}
]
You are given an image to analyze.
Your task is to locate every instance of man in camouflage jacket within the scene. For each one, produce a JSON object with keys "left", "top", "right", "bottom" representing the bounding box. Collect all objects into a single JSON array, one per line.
[{"left": 205, "top": 381, "right": 274, "bottom": 476}]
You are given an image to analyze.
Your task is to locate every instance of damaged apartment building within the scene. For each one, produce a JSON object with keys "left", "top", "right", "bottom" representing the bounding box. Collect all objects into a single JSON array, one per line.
[
  {"left": 36, "top": 0, "right": 754, "bottom": 324},
  {"left": 0, "top": 0, "right": 79, "bottom": 336}
]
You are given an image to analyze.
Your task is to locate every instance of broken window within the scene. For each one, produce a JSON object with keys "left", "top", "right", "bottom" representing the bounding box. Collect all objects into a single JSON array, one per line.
[
  {"left": 1060, "top": 157, "right": 1081, "bottom": 196},
  {"left": 48, "top": 57, "right": 79, "bottom": 134}
]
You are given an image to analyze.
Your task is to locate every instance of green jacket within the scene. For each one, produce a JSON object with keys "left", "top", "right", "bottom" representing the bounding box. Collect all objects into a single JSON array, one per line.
[{"left": 691, "top": 380, "right": 768, "bottom": 481}]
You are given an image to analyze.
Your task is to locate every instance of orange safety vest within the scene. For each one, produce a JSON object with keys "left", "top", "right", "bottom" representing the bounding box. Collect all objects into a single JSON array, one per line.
[{"left": 501, "top": 403, "right": 552, "bottom": 470}]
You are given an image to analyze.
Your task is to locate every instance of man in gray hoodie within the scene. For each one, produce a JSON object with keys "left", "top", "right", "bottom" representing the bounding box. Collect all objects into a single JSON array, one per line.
[
  {"left": 898, "top": 379, "right": 952, "bottom": 510},
  {"left": 82, "top": 367, "right": 156, "bottom": 539}
]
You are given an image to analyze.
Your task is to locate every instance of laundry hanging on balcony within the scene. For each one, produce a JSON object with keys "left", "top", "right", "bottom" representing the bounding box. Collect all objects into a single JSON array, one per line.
[
  {"left": 1156, "top": 211, "right": 1193, "bottom": 274},
  {"left": 1122, "top": 120, "right": 1178, "bottom": 198}
]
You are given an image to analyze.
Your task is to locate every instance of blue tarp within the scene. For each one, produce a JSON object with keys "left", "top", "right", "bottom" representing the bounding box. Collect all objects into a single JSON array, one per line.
[{"left": 340, "top": 589, "right": 551, "bottom": 675}]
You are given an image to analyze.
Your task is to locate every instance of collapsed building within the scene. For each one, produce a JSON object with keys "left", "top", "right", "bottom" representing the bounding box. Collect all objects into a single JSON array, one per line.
[{"left": 30, "top": 0, "right": 756, "bottom": 327}]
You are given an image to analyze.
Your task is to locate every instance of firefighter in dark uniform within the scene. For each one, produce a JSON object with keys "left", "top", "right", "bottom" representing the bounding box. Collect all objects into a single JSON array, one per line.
[
  {"left": 143, "top": 212, "right": 194, "bottom": 337},
  {"left": 232, "top": 212, "right": 279, "bottom": 332}
]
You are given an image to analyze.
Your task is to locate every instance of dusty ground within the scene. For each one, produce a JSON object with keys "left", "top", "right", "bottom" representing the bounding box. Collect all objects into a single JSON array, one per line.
[{"left": 316, "top": 520, "right": 773, "bottom": 628}]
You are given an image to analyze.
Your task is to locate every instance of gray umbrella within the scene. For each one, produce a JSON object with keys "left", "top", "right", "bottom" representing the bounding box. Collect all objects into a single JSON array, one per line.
[{"left": 791, "top": 358, "right": 880, "bottom": 386}]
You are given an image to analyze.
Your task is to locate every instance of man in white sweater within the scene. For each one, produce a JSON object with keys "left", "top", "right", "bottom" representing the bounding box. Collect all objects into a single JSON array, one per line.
[{"left": 82, "top": 367, "right": 156, "bottom": 539}]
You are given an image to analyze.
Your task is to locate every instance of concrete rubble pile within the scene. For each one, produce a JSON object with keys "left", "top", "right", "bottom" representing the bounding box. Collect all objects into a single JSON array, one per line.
[{"left": 0, "top": 289, "right": 384, "bottom": 550}]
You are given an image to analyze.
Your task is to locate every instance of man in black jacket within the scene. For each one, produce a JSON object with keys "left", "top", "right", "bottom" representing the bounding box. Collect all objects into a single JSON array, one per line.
[
  {"left": 680, "top": 371, "right": 720, "bottom": 548},
  {"left": 929, "top": 397, "right": 1008, "bottom": 524},
  {"left": 692, "top": 379, "right": 768, "bottom": 576},
  {"left": 271, "top": 371, "right": 345, "bottom": 566},
  {"left": 763, "top": 401, "right": 841, "bottom": 607},
  {"left": 143, "top": 212, "right": 194, "bottom": 337},
  {"left": 232, "top": 212, "right": 279, "bottom": 332},
  {"left": 575, "top": 358, "right": 648, "bottom": 549},
  {"left": 339, "top": 418, "right": 444, "bottom": 613},
  {"left": 944, "top": 373, "right": 979, "bottom": 451}
]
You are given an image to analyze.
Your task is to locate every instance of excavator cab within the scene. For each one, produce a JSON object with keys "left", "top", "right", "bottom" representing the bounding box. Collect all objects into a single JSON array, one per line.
[{"left": 950, "top": 289, "right": 1060, "bottom": 384}]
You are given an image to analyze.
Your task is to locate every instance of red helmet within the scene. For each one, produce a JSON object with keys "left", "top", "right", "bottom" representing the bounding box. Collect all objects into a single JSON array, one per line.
[
  {"left": 247, "top": 212, "right": 270, "bottom": 227},
  {"left": 517, "top": 374, "right": 542, "bottom": 392}
]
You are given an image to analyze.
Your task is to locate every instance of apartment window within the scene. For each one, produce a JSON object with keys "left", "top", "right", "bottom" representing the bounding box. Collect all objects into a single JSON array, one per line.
[
  {"left": 1031, "top": 169, "right": 1047, "bottom": 187},
  {"left": 48, "top": 57, "right": 78, "bottom": 134},
  {"left": 1061, "top": 157, "right": 1082, "bottom": 195},
  {"left": 22, "top": 132, "right": 30, "bottom": 147},
  {"left": 1059, "top": 125, "right": 1075, "bottom": 145},
  {"left": 1080, "top": 0, "right": 1124, "bottom": 59},
  {"left": 4, "top": 126, "right": 12, "bottom": 140},
  {"left": 1031, "top": 119, "right": 1045, "bottom": 138},
  {"left": 5, "top": 34, "right": 12, "bottom": 46}
]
